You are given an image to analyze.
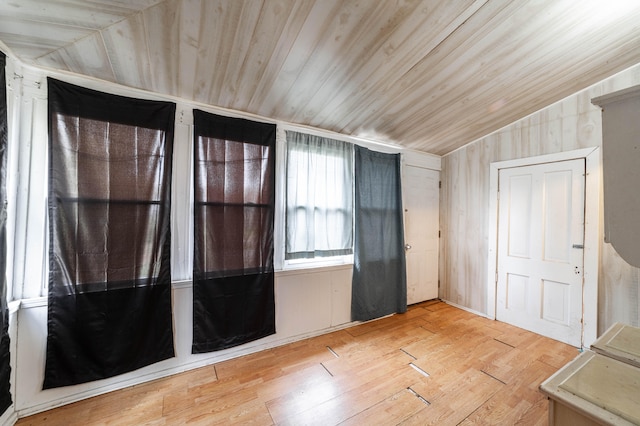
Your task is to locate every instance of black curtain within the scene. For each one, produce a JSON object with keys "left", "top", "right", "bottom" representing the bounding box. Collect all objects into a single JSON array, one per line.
[
  {"left": 44, "top": 78, "right": 175, "bottom": 389},
  {"left": 192, "top": 110, "right": 275, "bottom": 353},
  {"left": 0, "top": 51, "right": 12, "bottom": 414},
  {"left": 352, "top": 146, "right": 407, "bottom": 321}
]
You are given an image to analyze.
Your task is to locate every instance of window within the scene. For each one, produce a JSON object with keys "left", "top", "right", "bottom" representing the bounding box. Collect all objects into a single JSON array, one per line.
[
  {"left": 285, "top": 131, "right": 354, "bottom": 263},
  {"left": 44, "top": 78, "right": 175, "bottom": 389}
]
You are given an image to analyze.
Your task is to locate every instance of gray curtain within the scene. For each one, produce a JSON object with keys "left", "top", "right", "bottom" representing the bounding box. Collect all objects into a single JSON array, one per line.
[
  {"left": 285, "top": 131, "right": 353, "bottom": 260},
  {"left": 351, "top": 146, "right": 406, "bottom": 321}
]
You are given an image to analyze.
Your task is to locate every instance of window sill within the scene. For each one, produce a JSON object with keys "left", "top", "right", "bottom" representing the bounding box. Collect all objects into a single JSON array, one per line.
[{"left": 276, "top": 262, "right": 353, "bottom": 277}]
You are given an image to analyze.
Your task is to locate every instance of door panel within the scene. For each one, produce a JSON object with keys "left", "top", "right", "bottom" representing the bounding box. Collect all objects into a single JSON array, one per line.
[
  {"left": 497, "top": 159, "right": 585, "bottom": 347},
  {"left": 507, "top": 174, "right": 533, "bottom": 258},
  {"left": 403, "top": 165, "right": 439, "bottom": 305},
  {"left": 542, "top": 279, "right": 570, "bottom": 324},
  {"left": 505, "top": 273, "right": 528, "bottom": 311},
  {"left": 544, "top": 170, "right": 573, "bottom": 263}
]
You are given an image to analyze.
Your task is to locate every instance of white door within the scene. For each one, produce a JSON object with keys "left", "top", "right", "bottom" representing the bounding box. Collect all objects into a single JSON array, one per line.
[
  {"left": 496, "top": 159, "right": 585, "bottom": 347},
  {"left": 403, "top": 165, "right": 439, "bottom": 305}
]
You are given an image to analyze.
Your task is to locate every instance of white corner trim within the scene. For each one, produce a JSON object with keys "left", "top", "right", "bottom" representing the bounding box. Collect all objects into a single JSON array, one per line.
[
  {"left": 7, "top": 300, "right": 21, "bottom": 315},
  {"left": 19, "top": 297, "right": 47, "bottom": 309},
  {"left": 582, "top": 148, "right": 601, "bottom": 348},
  {"left": 0, "top": 404, "right": 17, "bottom": 426},
  {"left": 592, "top": 84, "right": 640, "bottom": 106}
]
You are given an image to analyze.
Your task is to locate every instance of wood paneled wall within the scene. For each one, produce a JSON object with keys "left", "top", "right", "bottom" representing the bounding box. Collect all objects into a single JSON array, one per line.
[{"left": 440, "top": 63, "right": 640, "bottom": 334}]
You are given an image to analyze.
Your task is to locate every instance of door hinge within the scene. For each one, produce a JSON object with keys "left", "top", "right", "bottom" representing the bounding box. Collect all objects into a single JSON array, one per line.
[
  {"left": 439, "top": 181, "right": 442, "bottom": 189},
  {"left": 438, "top": 280, "right": 440, "bottom": 288},
  {"left": 495, "top": 270, "right": 498, "bottom": 283},
  {"left": 438, "top": 230, "right": 441, "bottom": 238}
]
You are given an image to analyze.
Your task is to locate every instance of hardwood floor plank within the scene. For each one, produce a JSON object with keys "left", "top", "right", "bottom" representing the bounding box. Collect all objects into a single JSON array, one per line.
[
  {"left": 276, "top": 365, "right": 417, "bottom": 426},
  {"left": 457, "top": 395, "right": 534, "bottom": 426},
  {"left": 338, "top": 388, "right": 428, "bottom": 425},
  {"left": 16, "top": 301, "right": 578, "bottom": 425},
  {"left": 401, "top": 367, "right": 503, "bottom": 425},
  {"left": 263, "top": 365, "right": 336, "bottom": 423}
]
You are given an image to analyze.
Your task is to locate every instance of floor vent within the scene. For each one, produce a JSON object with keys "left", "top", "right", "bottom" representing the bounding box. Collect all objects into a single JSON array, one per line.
[
  {"left": 409, "top": 362, "right": 430, "bottom": 378},
  {"left": 400, "top": 348, "right": 417, "bottom": 360},
  {"left": 326, "top": 346, "right": 339, "bottom": 358},
  {"left": 407, "top": 387, "right": 430, "bottom": 405},
  {"left": 320, "top": 362, "right": 334, "bottom": 377}
]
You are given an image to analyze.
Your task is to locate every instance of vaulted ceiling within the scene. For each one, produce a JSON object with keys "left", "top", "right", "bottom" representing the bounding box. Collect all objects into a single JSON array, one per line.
[{"left": 2, "top": 0, "right": 640, "bottom": 155}]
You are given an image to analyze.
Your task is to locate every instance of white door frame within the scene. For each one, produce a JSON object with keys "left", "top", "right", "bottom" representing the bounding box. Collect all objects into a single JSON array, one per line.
[{"left": 487, "top": 147, "right": 600, "bottom": 348}]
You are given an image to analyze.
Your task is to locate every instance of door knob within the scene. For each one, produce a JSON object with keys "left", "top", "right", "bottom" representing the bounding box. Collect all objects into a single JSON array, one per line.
[{"left": 405, "top": 244, "right": 412, "bottom": 250}]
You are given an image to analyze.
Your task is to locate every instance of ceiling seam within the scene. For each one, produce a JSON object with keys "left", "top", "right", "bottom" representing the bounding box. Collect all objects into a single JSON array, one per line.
[{"left": 31, "top": 0, "right": 173, "bottom": 63}]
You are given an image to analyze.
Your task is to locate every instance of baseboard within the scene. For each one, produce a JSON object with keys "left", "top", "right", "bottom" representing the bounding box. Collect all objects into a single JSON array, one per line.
[
  {"left": 0, "top": 405, "right": 17, "bottom": 426},
  {"left": 440, "top": 299, "right": 490, "bottom": 319},
  {"left": 16, "top": 320, "right": 360, "bottom": 419}
]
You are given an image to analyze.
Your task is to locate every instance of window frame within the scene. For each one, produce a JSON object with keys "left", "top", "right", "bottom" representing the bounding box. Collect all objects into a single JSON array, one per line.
[{"left": 280, "top": 130, "right": 355, "bottom": 270}]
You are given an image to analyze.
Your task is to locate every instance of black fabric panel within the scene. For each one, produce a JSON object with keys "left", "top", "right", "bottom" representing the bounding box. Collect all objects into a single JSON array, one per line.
[
  {"left": 43, "top": 286, "right": 174, "bottom": 388},
  {"left": 48, "top": 77, "right": 175, "bottom": 130},
  {"left": 0, "top": 311, "right": 10, "bottom": 415},
  {"left": 45, "top": 78, "right": 175, "bottom": 389},
  {"left": 351, "top": 146, "right": 407, "bottom": 321},
  {"left": 192, "top": 109, "right": 276, "bottom": 353},
  {"left": 0, "top": 51, "right": 13, "bottom": 414},
  {"left": 194, "top": 203, "right": 274, "bottom": 278},
  {"left": 193, "top": 109, "right": 275, "bottom": 147},
  {"left": 192, "top": 273, "right": 275, "bottom": 353}
]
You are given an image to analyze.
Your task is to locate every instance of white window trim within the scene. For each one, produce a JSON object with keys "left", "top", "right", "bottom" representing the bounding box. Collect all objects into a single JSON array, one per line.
[{"left": 283, "top": 254, "right": 354, "bottom": 271}]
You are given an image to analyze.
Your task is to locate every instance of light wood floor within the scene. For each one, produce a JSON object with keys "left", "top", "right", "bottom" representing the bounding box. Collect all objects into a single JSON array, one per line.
[{"left": 16, "top": 301, "right": 580, "bottom": 425}]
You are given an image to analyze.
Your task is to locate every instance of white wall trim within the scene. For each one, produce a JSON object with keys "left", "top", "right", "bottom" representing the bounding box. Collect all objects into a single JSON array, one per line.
[
  {"left": 0, "top": 406, "right": 17, "bottom": 426},
  {"left": 487, "top": 147, "right": 600, "bottom": 348},
  {"left": 276, "top": 263, "right": 353, "bottom": 277},
  {"left": 18, "top": 297, "right": 46, "bottom": 309},
  {"left": 15, "top": 318, "right": 359, "bottom": 419},
  {"left": 592, "top": 84, "right": 640, "bottom": 106},
  {"left": 582, "top": 148, "right": 601, "bottom": 347},
  {"left": 441, "top": 299, "right": 490, "bottom": 319},
  {"left": 7, "top": 301, "right": 20, "bottom": 315}
]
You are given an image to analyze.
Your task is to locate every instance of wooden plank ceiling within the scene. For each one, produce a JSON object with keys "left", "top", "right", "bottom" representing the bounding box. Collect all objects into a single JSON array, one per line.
[{"left": 1, "top": 0, "right": 640, "bottom": 155}]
